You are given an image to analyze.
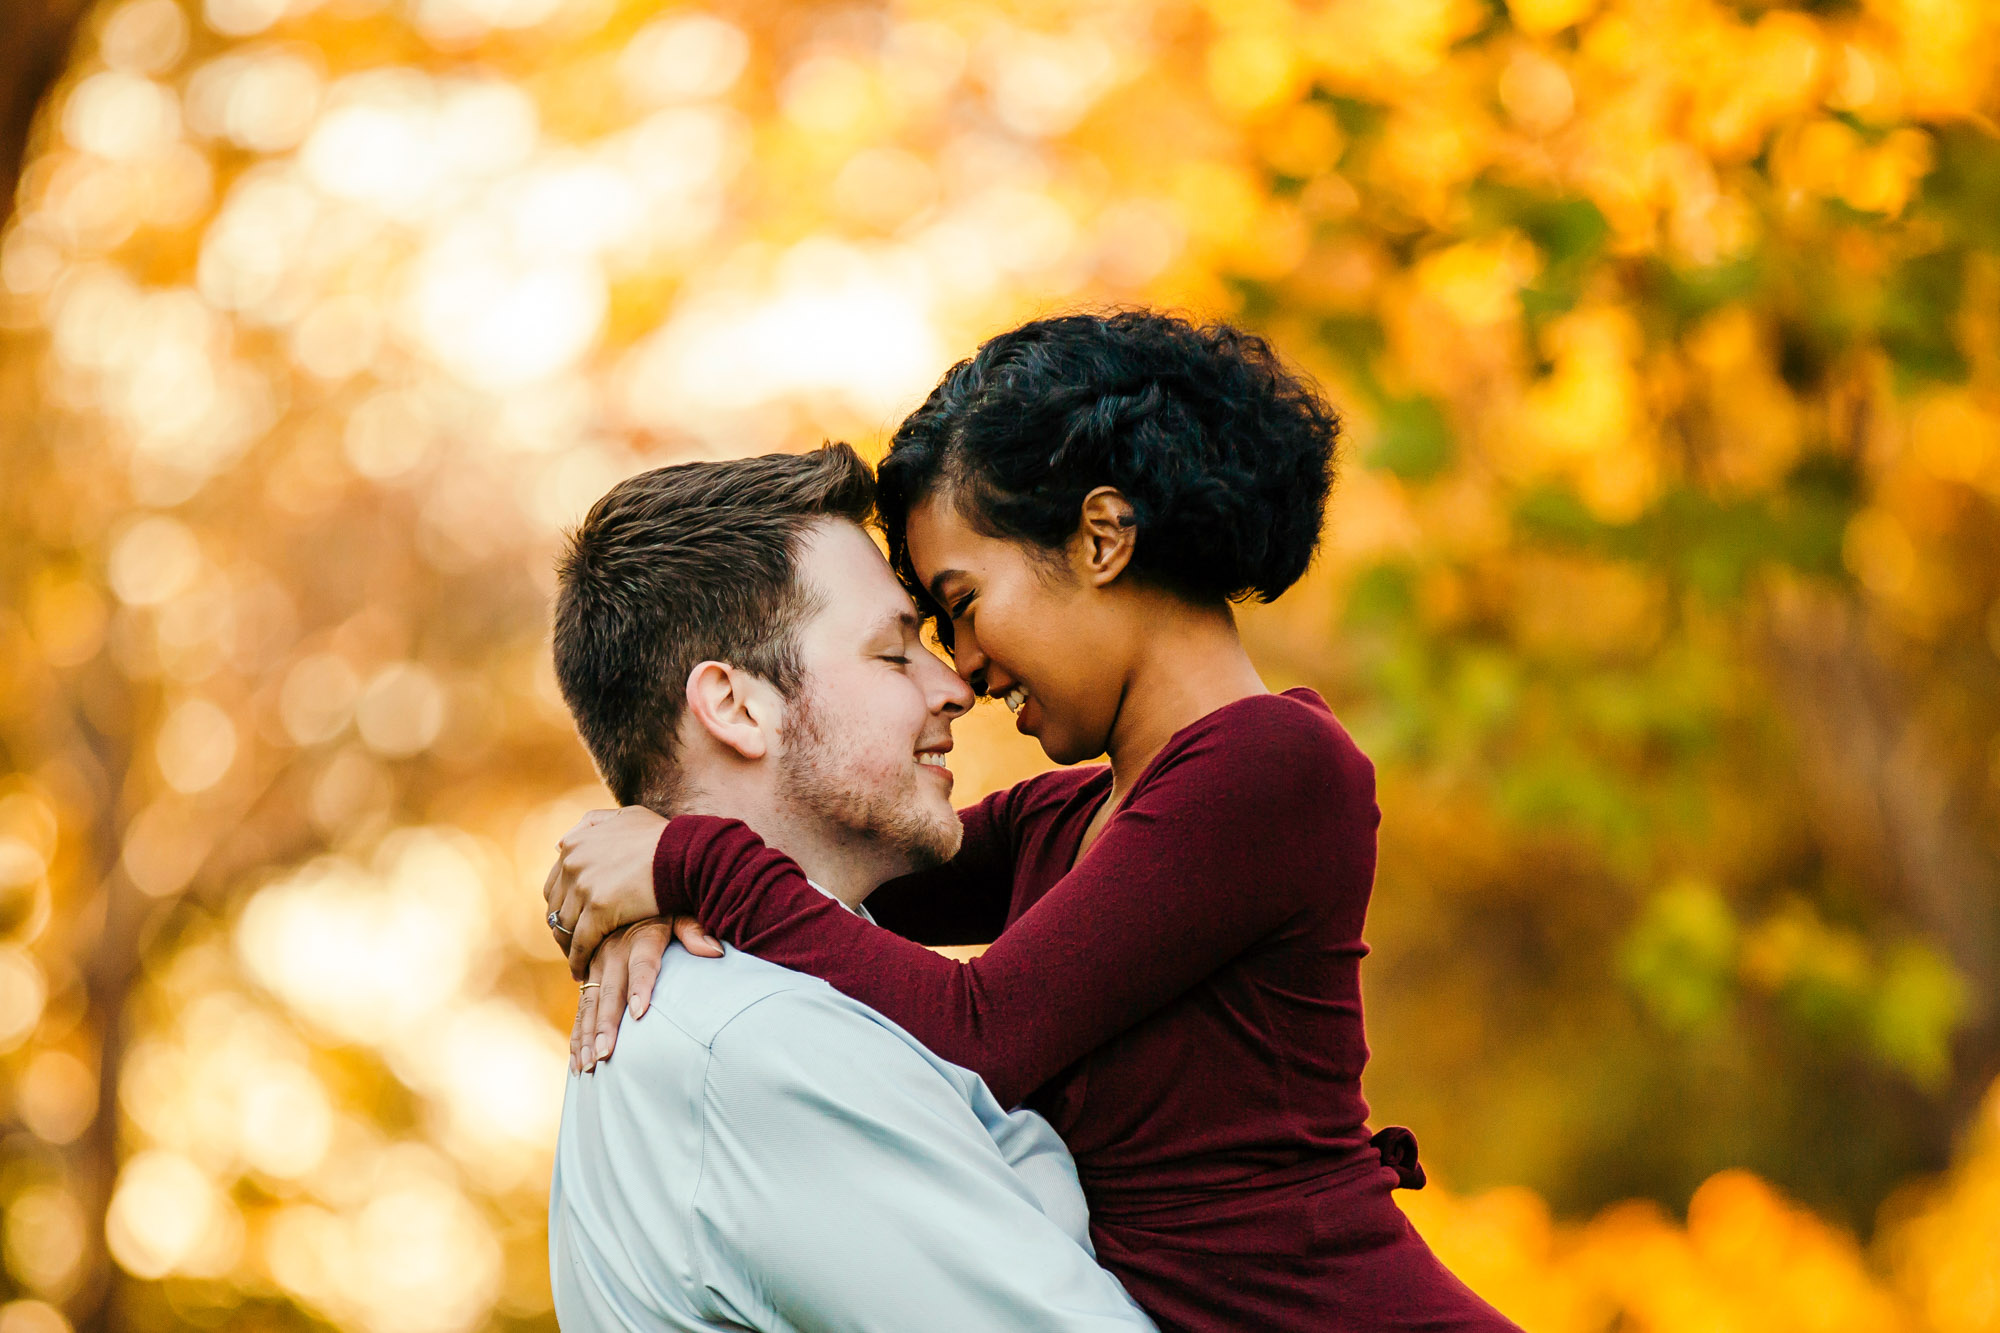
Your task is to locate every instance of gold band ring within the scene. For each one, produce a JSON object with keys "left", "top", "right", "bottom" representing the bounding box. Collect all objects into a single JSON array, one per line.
[{"left": 579, "top": 982, "right": 601, "bottom": 991}]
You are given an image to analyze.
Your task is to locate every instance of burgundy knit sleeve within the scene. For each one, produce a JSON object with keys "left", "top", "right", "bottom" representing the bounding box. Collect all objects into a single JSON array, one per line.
[
  {"left": 653, "top": 697, "right": 1372, "bottom": 1109},
  {"left": 858, "top": 787, "right": 1016, "bottom": 946}
]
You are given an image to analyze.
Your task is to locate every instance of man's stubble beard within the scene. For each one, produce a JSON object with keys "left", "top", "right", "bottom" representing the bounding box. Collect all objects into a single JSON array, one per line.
[{"left": 775, "top": 685, "right": 962, "bottom": 872}]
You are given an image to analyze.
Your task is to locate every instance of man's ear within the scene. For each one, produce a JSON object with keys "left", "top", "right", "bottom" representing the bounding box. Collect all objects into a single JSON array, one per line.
[
  {"left": 683, "top": 661, "right": 774, "bottom": 760},
  {"left": 1072, "top": 487, "right": 1138, "bottom": 588}
]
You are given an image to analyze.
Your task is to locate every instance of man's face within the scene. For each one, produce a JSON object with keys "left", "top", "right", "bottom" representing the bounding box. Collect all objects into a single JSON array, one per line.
[{"left": 774, "top": 520, "right": 972, "bottom": 874}]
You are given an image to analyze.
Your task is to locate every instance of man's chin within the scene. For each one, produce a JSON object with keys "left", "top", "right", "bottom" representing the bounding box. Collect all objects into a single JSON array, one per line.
[{"left": 903, "top": 811, "right": 963, "bottom": 870}]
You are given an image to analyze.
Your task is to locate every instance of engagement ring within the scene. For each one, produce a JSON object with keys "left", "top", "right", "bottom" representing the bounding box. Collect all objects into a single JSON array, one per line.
[{"left": 548, "top": 910, "right": 573, "bottom": 937}]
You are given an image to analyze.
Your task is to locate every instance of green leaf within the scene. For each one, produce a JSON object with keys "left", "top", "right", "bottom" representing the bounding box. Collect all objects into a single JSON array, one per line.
[
  {"left": 1317, "top": 313, "right": 1387, "bottom": 395},
  {"left": 1514, "top": 484, "right": 1602, "bottom": 546},
  {"left": 1365, "top": 395, "right": 1455, "bottom": 480},
  {"left": 1868, "top": 942, "right": 1967, "bottom": 1091},
  {"left": 1879, "top": 248, "right": 1968, "bottom": 384},
  {"left": 1343, "top": 560, "right": 1417, "bottom": 628},
  {"left": 1656, "top": 256, "right": 1761, "bottom": 328},
  {"left": 1319, "top": 92, "right": 1388, "bottom": 147},
  {"left": 1619, "top": 879, "right": 1740, "bottom": 1033},
  {"left": 1919, "top": 124, "right": 2000, "bottom": 252}
]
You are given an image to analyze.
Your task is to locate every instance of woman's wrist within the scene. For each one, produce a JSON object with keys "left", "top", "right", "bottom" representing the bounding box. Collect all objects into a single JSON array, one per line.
[
  {"left": 651, "top": 813, "right": 743, "bottom": 920},
  {"left": 651, "top": 814, "right": 689, "bottom": 918}
]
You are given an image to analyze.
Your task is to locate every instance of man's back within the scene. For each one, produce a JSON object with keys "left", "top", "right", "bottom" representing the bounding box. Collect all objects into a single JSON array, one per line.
[{"left": 549, "top": 944, "right": 1154, "bottom": 1332}]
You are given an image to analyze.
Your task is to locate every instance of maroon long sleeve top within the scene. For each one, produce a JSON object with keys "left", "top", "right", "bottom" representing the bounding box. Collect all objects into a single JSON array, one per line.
[{"left": 652, "top": 688, "right": 1516, "bottom": 1333}]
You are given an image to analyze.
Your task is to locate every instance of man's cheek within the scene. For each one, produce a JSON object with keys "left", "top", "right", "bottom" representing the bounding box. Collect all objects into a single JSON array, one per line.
[{"left": 851, "top": 742, "right": 914, "bottom": 789}]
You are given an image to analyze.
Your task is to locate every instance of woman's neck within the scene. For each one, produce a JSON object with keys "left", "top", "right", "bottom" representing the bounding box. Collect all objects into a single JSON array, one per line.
[{"left": 1100, "top": 597, "right": 1267, "bottom": 806}]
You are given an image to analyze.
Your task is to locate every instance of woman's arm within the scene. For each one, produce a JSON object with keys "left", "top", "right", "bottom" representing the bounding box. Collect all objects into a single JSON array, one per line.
[
  {"left": 656, "top": 708, "right": 1372, "bottom": 1109},
  {"left": 563, "top": 786, "right": 1021, "bottom": 1070}
]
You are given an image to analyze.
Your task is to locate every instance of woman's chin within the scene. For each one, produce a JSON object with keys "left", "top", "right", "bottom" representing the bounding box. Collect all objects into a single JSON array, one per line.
[{"left": 1033, "top": 724, "right": 1104, "bottom": 768}]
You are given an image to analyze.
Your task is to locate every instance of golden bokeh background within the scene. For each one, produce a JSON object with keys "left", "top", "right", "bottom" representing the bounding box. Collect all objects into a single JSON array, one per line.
[{"left": 1, "top": 0, "right": 1999, "bottom": 1329}]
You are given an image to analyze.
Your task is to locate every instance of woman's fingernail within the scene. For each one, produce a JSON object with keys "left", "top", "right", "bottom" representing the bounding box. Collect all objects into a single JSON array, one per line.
[{"left": 631, "top": 996, "right": 647, "bottom": 1019}]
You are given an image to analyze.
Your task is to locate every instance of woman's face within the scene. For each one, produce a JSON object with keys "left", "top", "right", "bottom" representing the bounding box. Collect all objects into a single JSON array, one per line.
[{"left": 903, "top": 493, "right": 1130, "bottom": 766}]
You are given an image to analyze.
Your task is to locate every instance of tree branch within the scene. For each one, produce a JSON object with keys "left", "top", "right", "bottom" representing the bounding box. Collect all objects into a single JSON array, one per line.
[{"left": 0, "top": 0, "right": 96, "bottom": 234}]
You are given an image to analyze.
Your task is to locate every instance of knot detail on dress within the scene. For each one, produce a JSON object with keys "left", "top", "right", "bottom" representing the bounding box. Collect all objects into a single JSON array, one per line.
[{"left": 1369, "top": 1125, "right": 1426, "bottom": 1190}]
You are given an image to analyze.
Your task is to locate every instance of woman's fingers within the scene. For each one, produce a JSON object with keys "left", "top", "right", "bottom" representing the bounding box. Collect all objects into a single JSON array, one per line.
[
  {"left": 628, "top": 919, "right": 673, "bottom": 1019},
  {"left": 672, "top": 914, "right": 723, "bottom": 960},
  {"left": 592, "top": 933, "right": 631, "bottom": 1066},
  {"left": 568, "top": 902, "right": 609, "bottom": 980},
  {"left": 542, "top": 854, "right": 564, "bottom": 913},
  {"left": 584, "top": 942, "right": 616, "bottom": 1069},
  {"left": 569, "top": 983, "right": 587, "bottom": 1075},
  {"left": 545, "top": 812, "right": 615, "bottom": 948},
  {"left": 558, "top": 807, "right": 672, "bottom": 978},
  {"left": 577, "top": 975, "right": 600, "bottom": 1071}
]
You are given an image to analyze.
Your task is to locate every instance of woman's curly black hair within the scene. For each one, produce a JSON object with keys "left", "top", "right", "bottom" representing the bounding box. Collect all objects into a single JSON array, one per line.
[{"left": 877, "top": 310, "right": 1340, "bottom": 629}]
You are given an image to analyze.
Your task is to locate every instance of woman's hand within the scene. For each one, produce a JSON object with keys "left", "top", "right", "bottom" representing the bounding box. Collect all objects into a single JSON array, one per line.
[
  {"left": 569, "top": 915, "right": 721, "bottom": 1073},
  {"left": 545, "top": 806, "right": 711, "bottom": 978}
]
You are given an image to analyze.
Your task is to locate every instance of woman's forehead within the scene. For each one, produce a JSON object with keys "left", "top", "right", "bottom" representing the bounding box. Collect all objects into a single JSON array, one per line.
[{"left": 902, "top": 493, "right": 987, "bottom": 575}]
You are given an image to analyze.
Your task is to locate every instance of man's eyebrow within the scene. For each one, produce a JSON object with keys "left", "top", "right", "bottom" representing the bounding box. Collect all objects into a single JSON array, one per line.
[
  {"left": 872, "top": 608, "right": 923, "bottom": 639},
  {"left": 925, "top": 570, "right": 968, "bottom": 603}
]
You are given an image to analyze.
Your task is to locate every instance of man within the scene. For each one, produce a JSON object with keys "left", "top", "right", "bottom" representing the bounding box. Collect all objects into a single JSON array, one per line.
[{"left": 544, "top": 443, "right": 1156, "bottom": 1332}]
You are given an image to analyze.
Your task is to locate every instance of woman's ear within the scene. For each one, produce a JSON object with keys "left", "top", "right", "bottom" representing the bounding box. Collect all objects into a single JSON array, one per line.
[
  {"left": 683, "top": 661, "right": 772, "bottom": 760},
  {"left": 1073, "top": 487, "right": 1138, "bottom": 587}
]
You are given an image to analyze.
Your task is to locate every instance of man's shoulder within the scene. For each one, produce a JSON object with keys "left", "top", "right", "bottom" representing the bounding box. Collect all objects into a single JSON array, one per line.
[
  {"left": 564, "top": 947, "right": 887, "bottom": 1142},
  {"left": 641, "top": 943, "right": 857, "bottom": 1050},
  {"left": 669, "top": 952, "right": 969, "bottom": 1109}
]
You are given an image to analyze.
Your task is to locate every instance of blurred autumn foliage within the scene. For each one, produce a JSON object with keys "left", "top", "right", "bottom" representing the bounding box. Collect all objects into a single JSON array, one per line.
[{"left": 1, "top": 0, "right": 1998, "bottom": 1331}]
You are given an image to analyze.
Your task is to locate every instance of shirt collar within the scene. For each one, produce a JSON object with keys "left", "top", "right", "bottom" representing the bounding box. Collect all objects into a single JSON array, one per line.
[{"left": 805, "top": 878, "right": 876, "bottom": 924}]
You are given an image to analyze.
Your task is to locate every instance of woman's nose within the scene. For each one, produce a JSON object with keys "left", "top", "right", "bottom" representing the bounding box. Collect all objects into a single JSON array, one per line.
[{"left": 952, "top": 638, "right": 987, "bottom": 694}]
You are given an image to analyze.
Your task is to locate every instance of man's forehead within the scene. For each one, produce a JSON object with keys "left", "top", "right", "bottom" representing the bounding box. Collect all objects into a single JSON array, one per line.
[{"left": 797, "top": 519, "right": 920, "bottom": 632}]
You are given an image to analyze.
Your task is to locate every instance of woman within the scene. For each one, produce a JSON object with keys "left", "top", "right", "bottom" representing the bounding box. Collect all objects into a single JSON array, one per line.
[{"left": 547, "top": 311, "right": 1516, "bottom": 1332}]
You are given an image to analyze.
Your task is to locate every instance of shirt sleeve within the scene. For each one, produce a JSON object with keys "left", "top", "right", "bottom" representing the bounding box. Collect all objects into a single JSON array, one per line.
[
  {"left": 861, "top": 785, "right": 1016, "bottom": 946},
  {"left": 688, "top": 992, "right": 1157, "bottom": 1333},
  {"left": 654, "top": 700, "right": 1373, "bottom": 1109}
]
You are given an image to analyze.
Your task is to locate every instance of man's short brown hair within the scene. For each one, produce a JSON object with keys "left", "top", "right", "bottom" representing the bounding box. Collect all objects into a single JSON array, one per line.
[{"left": 552, "top": 443, "right": 875, "bottom": 810}]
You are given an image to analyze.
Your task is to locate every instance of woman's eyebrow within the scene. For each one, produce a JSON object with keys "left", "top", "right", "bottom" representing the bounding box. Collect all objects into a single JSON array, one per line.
[{"left": 925, "top": 570, "right": 969, "bottom": 603}]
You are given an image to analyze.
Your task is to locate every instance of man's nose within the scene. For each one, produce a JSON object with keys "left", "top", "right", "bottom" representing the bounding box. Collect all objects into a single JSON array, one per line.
[{"left": 931, "top": 659, "right": 975, "bottom": 717}]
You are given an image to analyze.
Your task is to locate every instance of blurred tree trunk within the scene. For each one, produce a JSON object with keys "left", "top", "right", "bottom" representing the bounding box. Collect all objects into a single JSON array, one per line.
[
  {"left": 66, "top": 719, "right": 139, "bottom": 1333},
  {"left": 1763, "top": 582, "right": 2000, "bottom": 1119},
  {"left": 0, "top": 0, "right": 93, "bottom": 233},
  {"left": 3, "top": 13, "right": 128, "bottom": 1329}
]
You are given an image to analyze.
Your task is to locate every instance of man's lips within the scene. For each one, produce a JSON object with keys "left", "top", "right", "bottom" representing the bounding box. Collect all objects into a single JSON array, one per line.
[{"left": 916, "top": 750, "right": 954, "bottom": 792}]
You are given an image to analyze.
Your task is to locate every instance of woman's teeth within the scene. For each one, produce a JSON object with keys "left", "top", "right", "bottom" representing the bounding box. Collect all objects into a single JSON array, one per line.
[{"left": 1001, "top": 686, "right": 1028, "bottom": 714}]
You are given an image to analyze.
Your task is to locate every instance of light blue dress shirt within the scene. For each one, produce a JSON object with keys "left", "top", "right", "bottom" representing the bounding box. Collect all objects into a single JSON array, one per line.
[{"left": 548, "top": 934, "right": 1158, "bottom": 1333}]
